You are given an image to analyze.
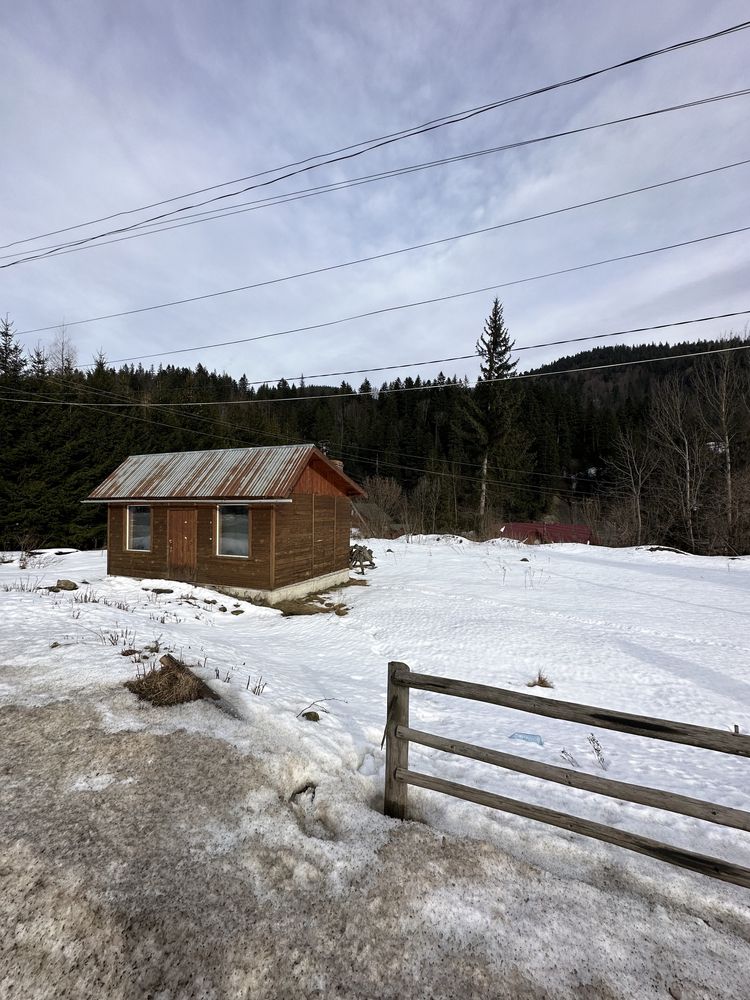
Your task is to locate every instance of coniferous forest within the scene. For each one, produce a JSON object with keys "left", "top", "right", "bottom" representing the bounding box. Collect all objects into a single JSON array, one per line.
[{"left": 1, "top": 309, "right": 749, "bottom": 555}]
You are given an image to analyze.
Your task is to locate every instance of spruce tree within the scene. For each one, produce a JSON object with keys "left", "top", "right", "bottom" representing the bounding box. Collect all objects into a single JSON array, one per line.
[
  {"left": 0, "top": 316, "right": 26, "bottom": 381},
  {"left": 473, "top": 299, "right": 518, "bottom": 519}
]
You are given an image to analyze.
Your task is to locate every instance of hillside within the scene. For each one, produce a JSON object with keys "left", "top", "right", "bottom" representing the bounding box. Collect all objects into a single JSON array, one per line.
[{"left": 1, "top": 319, "right": 749, "bottom": 553}]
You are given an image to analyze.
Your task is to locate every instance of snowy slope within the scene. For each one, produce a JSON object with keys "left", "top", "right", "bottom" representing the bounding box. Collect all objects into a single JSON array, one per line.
[{"left": 1, "top": 538, "right": 749, "bottom": 996}]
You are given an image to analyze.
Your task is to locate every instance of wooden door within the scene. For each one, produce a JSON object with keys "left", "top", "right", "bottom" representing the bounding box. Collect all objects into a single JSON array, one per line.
[{"left": 167, "top": 508, "right": 197, "bottom": 581}]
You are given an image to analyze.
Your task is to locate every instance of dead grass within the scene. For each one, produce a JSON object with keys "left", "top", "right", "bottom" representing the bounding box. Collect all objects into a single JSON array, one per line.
[
  {"left": 125, "top": 655, "right": 218, "bottom": 707},
  {"left": 275, "top": 577, "right": 368, "bottom": 617},
  {"left": 275, "top": 597, "right": 349, "bottom": 617},
  {"left": 526, "top": 669, "right": 554, "bottom": 689}
]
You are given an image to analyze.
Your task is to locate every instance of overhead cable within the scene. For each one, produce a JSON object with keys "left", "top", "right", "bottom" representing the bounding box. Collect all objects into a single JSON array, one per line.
[
  {"left": 5, "top": 89, "right": 749, "bottom": 269},
  {"left": 5, "top": 18, "right": 748, "bottom": 255},
  {"left": 77, "top": 226, "right": 750, "bottom": 366},
  {"left": 15, "top": 153, "right": 750, "bottom": 333}
]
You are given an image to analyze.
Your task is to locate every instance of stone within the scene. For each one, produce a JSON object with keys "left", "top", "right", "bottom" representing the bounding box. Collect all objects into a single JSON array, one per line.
[
  {"left": 55, "top": 579, "right": 78, "bottom": 591},
  {"left": 300, "top": 711, "right": 320, "bottom": 722}
]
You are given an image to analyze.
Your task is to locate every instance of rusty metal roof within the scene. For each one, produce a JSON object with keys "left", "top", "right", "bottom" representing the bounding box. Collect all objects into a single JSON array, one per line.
[{"left": 86, "top": 444, "right": 364, "bottom": 501}]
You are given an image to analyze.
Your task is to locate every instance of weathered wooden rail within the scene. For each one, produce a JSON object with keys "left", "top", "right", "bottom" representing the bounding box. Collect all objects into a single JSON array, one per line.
[{"left": 383, "top": 662, "right": 750, "bottom": 888}]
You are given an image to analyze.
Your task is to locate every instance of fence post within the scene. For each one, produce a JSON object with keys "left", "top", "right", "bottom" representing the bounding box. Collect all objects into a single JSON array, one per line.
[{"left": 384, "top": 661, "right": 410, "bottom": 819}]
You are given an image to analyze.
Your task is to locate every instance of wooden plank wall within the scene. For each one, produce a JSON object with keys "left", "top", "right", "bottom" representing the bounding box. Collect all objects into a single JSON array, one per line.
[
  {"left": 108, "top": 504, "right": 169, "bottom": 578},
  {"left": 293, "top": 463, "right": 345, "bottom": 497},
  {"left": 274, "top": 495, "right": 352, "bottom": 587},
  {"left": 107, "top": 504, "right": 272, "bottom": 589},
  {"left": 195, "top": 506, "right": 272, "bottom": 590},
  {"left": 275, "top": 495, "right": 314, "bottom": 587}
]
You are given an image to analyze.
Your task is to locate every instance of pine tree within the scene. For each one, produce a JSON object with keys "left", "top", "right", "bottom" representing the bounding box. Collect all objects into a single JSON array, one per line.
[
  {"left": 0, "top": 316, "right": 26, "bottom": 381},
  {"left": 473, "top": 299, "right": 518, "bottom": 519}
]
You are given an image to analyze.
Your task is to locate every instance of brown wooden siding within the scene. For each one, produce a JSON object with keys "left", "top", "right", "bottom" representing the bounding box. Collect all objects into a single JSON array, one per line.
[
  {"left": 108, "top": 504, "right": 169, "bottom": 579},
  {"left": 274, "top": 495, "right": 352, "bottom": 588},
  {"left": 293, "top": 462, "right": 348, "bottom": 497},
  {"left": 106, "top": 493, "right": 353, "bottom": 591},
  {"left": 195, "top": 506, "right": 272, "bottom": 590},
  {"left": 107, "top": 504, "right": 272, "bottom": 589}
]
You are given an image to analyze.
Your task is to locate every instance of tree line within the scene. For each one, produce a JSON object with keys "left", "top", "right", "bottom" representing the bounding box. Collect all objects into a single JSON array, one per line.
[{"left": 1, "top": 306, "right": 748, "bottom": 554}]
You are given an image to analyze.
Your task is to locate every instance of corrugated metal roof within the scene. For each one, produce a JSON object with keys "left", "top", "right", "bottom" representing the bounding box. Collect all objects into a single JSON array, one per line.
[{"left": 86, "top": 444, "right": 364, "bottom": 501}]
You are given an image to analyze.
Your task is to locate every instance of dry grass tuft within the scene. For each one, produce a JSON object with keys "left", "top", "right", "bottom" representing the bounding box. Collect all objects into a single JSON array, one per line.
[
  {"left": 125, "top": 655, "right": 219, "bottom": 707},
  {"left": 274, "top": 590, "right": 353, "bottom": 617},
  {"left": 526, "top": 670, "right": 554, "bottom": 689}
]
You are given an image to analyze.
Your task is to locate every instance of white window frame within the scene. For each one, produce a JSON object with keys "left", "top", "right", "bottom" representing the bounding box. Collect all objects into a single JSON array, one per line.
[
  {"left": 125, "top": 505, "right": 152, "bottom": 552},
  {"left": 216, "top": 505, "right": 250, "bottom": 558}
]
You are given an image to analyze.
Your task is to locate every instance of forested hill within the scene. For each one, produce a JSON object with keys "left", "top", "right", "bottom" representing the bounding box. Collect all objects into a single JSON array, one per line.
[
  {"left": 1, "top": 318, "right": 748, "bottom": 554},
  {"left": 532, "top": 335, "right": 748, "bottom": 378}
]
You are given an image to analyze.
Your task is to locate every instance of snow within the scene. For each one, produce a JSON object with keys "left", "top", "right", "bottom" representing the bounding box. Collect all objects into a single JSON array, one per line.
[{"left": 1, "top": 538, "right": 749, "bottom": 997}]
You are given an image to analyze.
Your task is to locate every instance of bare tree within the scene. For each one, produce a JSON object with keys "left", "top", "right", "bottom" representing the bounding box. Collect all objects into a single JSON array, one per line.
[
  {"left": 649, "top": 374, "right": 711, "bottom": 552},
  {"left": 49, "top": 326, "right": 78, "bottom": 376},
  {"left": 409, "top": 476, "right": 442, "bottom": 534},
  {"left": 360, "top": 476, "right": 403, "bottom": 536},
  {"left": 609, "top": 428, "right": 657, "bottom": 545},
  {"left": 693, "top": 352, "right": 745, "bottom": 550}
]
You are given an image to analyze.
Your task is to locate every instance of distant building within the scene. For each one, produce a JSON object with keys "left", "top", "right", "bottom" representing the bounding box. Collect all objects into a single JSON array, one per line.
[
  {"left": 86, "top": 444, "right": 365, "bottom": 603},
  {"left": 499, "top": 522, "right": 595, "bottom": 545}
]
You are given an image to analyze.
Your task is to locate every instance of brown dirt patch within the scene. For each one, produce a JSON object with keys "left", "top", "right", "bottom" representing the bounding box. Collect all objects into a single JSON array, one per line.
[
  {"left": 1, "top": 698, "right": 747, "bottom": 999},
  {"left": 274, "top": 578, "right": 367, "bottom": 617},
  {"left": 124, "top": 654, "right": 218, "bottom": 707}
]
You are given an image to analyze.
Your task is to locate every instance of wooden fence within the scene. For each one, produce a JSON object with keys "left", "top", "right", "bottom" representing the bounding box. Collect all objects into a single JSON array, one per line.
[{"left": 383, "top": 661, "right": 750, "bottom": 888}]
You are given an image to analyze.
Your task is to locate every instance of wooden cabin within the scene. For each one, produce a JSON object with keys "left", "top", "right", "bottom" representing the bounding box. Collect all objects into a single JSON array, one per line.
[{"left": 85, "top": 444, "right": 365, "bottom": 603}]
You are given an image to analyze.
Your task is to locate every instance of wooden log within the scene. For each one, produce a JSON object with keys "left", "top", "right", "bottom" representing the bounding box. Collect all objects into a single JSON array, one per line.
[
  {"left": 395, "top": 667, "right": 750, "bottom": 758},
  {"left": 398, "top": 768, "right": 750, "bottom": 889},
  {"left": 384, "top": 662, "right": 410, "bottom": 819},
  {"left": 399, "top": 726, "right": 750, "bottom": 832}
]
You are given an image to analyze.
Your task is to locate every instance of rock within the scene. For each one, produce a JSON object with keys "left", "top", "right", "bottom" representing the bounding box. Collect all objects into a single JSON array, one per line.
[
  {"left": 300, "top": 711, "right": 320, "bottom": 722},
  {"left": 55, "top": 579, "right": 78, "bottom": 591},
  {"left": 151, "top": 587, "right": 173, "bottom": 595},
  {"left": 520, "top": 557, "right": 529, "bottom": 562},
  {"left": 50, "top": 641, "right": 60, "bottom": 649},
  {"left": 668, "top": 982, "right": 683, "bottom": 1000},
  {"left": 218, "top": 606, "right": 227, "bottom": 613},
  {"left": 230, "top": 609, "right": 244, "bottom": 616}
]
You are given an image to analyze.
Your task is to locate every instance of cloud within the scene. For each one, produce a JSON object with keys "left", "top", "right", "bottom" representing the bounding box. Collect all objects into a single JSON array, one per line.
[{"left": 2, "top": 0, "right": 749, "bottom": 386}]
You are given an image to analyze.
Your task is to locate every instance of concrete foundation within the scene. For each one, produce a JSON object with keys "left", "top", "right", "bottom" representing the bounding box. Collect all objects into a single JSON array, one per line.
[{"left": 212, "top": 568, "right": 352, "bottom": 606}]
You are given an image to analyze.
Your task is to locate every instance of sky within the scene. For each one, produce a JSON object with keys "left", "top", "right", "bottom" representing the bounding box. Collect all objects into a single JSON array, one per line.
[{"left": 2, "top": 0, "right": 750, "bottom": 386}]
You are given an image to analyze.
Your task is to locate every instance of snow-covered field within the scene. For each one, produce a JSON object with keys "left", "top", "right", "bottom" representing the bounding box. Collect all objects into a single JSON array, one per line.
[{"left": 1, "top": 537, "right": 749, "bottom": 998}]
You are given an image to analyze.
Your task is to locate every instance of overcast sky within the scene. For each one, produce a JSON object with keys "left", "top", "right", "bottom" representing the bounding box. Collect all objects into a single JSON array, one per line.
[{"left": 2, "top": 0, "right": 749, "bottom": 386}]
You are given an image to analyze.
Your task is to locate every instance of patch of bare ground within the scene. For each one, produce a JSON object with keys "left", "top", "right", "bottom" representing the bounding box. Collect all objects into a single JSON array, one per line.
[
  {"left": 1, "top": 699, "right": 747, "bottom": 999},
  {"left": 0, "top": 700, "right": 535, "bottom": 1000},
  {"left": 275, "top": 580, "right": 366, "bottom": 617}
]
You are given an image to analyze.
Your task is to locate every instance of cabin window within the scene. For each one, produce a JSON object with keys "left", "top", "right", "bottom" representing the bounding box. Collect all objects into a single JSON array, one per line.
[
  {"left": 126, "top": 506, "right": 151, "bottom": 551},
  {"left": 217, "top": 506, "right": 250, "bottom": 557}
]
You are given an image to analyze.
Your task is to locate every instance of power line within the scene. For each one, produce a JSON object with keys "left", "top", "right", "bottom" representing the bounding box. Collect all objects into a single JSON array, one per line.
[
  {"left": 6, "top": 89, "right": 749, "bottom": 270},
  {"left": 74, "top": 226, "right": 750, "bottom": 367},
  {"left": 0, "top": 383, "right": 587, "bottom": 499},
  {"left": 6, "top": 18, "right": 748, "bottom": 255},
  {"left": 330, "top": 437, "right": 616, "bottom": 488},
  {"left": 5, "top": 341, "right": 748, "bottom": 410},
  {"left": 0, "top": 381, "right": 246, "bottom": 444},
  {"left": 99, "top": 308, "right": 750, "bottom": 389},
  {"left": 5, "top": 342, "right": 747, "bottom": 499},
  {"left": 22, "top": 365, "right": 613, "bottom": 487},
  {"left": 16, "top": 153, "right": 750, "bottom": 336}
]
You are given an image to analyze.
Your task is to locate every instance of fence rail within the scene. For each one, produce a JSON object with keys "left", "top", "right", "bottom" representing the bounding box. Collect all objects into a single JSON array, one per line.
[{"left": 383, "top": 661, "right": 750, "bottom": 889}]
